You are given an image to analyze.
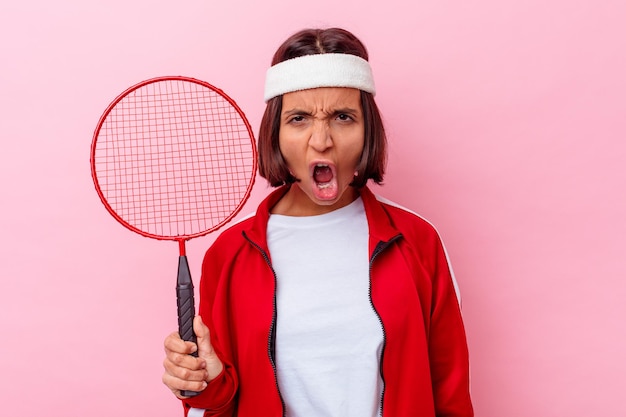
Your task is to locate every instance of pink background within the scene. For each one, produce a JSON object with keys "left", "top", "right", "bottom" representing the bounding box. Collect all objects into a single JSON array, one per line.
[{"left": 1, "top": 0, "right": 624, "bottom": 415}]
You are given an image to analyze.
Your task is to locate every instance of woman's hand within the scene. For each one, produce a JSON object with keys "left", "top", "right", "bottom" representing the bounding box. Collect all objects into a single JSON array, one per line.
[{"left": 162, "top": 316, "right": 225, "bottom": 399}]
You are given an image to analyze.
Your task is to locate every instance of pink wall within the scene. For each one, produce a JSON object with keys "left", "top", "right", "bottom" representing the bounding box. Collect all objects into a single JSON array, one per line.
[{"left": 1, "top": 0, "right": 624, "bottom": 415}]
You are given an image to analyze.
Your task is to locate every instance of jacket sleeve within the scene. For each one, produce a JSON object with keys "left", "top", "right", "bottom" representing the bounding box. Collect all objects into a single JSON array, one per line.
[
  {"left": 181, "top": 241, "right": 239, "bottom": 416},
  {"left": 428, "top": 234, "right": 474, "bottom": 417},
  {"left": 181, "top": 365, "right": 238, "bottom": 416}
]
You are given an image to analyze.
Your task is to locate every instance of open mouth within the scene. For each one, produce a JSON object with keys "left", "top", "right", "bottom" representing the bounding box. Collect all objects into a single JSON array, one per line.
[
  {"left": 309, "top": 162, "right": 339, "bottom": 201},
  {"left": 313, "top": 163, "right": 334, "bottom": 187}
]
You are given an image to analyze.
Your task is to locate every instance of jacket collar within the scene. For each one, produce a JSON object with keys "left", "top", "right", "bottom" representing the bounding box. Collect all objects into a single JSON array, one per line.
[
  {"left": 358, "top": 186, "right": 402, "bottom": 243},
  {"left": 243, "top": 185, "right": 401, "bottom": 253},
  {"left": 242, "top": 186, "right": 289, "bottom": 253}
]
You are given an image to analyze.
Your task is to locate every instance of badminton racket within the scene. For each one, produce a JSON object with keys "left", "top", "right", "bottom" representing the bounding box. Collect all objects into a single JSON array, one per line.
[{"left": 90, "top": 76, "right": 257, "bottom": 397}]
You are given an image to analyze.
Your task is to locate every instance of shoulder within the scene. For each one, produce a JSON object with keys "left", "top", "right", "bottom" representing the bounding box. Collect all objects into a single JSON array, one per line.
[
  {"left": 372, "top": 194, "right": 462, "bottom": 303},
  {"left": 209, "top": 212, "right": 256, "bottom": 253},
  {"left": 373, "top": 194, "right": 442, "bottom": 241},
  {"left": 200, "top": 214, "right": 258, "bottom": 281}
]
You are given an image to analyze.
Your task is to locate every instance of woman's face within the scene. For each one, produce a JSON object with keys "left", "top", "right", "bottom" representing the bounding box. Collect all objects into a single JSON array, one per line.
[{"left": 276, "top": 87, "right": 365, "bottom": 216}]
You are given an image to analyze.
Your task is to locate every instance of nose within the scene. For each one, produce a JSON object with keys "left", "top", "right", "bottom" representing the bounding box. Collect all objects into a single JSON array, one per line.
[{"left": 308, "top": 119, "right": 332, "bottom": 152}]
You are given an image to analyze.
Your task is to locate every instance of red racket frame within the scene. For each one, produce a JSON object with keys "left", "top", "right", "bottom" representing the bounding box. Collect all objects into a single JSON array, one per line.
[{"left": 90, "top": 75, "right": 257, "bottom": 255}]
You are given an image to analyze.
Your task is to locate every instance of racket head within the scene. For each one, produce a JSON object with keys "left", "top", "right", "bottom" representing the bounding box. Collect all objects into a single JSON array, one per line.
[{"left": 90, "top": 76, "right": 257, "bottom": 241}]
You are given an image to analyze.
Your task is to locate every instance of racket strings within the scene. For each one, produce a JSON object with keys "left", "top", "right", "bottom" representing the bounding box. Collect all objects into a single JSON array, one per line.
[{"left": 93, "top": 79, "right": 255, "bottom": 238}]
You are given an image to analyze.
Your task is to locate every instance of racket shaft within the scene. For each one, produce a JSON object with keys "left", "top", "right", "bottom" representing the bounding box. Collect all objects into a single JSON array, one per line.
[{"left": 176, "top": 255, "right": 200, "bottom": 397}]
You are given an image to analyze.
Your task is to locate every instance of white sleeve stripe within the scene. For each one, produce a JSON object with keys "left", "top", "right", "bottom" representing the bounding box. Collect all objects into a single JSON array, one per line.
[
  {"left": 375, "top": 195, "right": 462, "bottom": 306},
  {"left": 188, "top": 408, "right": 205, "bottom": 417}
]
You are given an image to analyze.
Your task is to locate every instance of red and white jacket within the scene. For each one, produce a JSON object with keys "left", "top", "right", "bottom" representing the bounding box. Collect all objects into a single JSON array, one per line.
[{"left": 183, "top": 186, "right": 473, "bottom": 417}]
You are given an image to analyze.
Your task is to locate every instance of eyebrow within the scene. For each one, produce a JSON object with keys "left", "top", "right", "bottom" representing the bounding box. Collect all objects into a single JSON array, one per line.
[
  {"left": 281, "top": 107, "right": 361, "bottom": 117},
  {"left": 282, "top": 108, "right": 311, "bottom": 117}
]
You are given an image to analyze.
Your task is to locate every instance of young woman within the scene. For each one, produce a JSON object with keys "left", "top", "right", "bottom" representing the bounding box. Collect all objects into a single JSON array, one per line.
[{"left": 162, "top": 27, "right": 474, "bottom": 417}]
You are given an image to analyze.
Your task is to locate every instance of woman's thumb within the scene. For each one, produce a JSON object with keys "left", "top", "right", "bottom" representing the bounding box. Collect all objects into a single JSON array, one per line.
[
  {"left": 193, "top": 316, "right": 212, "bottom": 354},
  {"left": 192, "top": 315, "right": 224, "bottom": 379}
]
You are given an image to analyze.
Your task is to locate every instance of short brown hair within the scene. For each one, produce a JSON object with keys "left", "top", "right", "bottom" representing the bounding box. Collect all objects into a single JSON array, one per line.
[{"left": 258, "top": 28, "right": 387, "bottom": 188}]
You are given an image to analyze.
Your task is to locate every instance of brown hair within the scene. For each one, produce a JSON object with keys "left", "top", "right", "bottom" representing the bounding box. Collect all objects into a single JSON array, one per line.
[{"left": 257, "top": 28, "right": 387, "bottom": 188}]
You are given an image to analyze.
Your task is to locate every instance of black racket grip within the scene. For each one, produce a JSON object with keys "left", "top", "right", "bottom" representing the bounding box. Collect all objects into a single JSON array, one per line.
[{"left": 176, "top": 255, "right": 201, "bottom": 398}]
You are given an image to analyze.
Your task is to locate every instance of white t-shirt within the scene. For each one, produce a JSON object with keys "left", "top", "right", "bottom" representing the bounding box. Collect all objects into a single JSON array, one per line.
[{"left": 267, "top": 197, "right": 384, "bottom": 417}]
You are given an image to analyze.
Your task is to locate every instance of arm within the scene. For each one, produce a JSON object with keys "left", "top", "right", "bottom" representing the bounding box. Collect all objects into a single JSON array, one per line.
[{"left": 428, "top": 237, "right": 474, "bottom": 417}]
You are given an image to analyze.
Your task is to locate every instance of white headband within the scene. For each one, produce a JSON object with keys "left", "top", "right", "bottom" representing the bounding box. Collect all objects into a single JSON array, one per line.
[{"left": 263, "top": 53, "right": 376, "bottom": 102}]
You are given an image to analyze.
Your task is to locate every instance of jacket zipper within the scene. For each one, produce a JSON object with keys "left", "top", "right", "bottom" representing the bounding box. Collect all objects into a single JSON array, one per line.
[
  {"left": 244, "top": 230, "right": 401, "bottom": 417},
  {"left": 242, "top": 232, "right": 286, "bottom": 417},
  {"left": 369, "top": 234, "right": 403, "bottom": 417}
]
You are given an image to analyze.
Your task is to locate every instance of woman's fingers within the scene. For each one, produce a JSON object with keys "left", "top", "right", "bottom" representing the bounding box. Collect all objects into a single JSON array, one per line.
[
  {"left": 162, "top": 330, "right": 209, "bottom": 395},
  {"left": 162, "top": 370, "right": 208, "bottom": 398},
  {"left": 162, "top": 317, "right": 224, "bottom": 398},
  {"left": 163, "top": 350, "right": 207, "bottom": 376},
  {"left": 164, "top": 331, "right": 197, "bottom": 355}
]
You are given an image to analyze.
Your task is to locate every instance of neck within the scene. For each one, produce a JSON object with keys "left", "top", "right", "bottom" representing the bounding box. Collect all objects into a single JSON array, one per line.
[{"left": 271, "top": 185, "right": 359, "bottom": 216}]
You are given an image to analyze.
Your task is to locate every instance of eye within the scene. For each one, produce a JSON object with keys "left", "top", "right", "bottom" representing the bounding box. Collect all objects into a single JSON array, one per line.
[
  {"left": 286, "top": 114, "right": 307, "bottom": 124},
  {"left": 336, "top": 113, "right": 354, "bottom": 122}
]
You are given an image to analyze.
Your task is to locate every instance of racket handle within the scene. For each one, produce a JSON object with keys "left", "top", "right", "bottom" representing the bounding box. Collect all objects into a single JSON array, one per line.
[{"left": 176, "top": 255, "right": 200, "bottom": 398}]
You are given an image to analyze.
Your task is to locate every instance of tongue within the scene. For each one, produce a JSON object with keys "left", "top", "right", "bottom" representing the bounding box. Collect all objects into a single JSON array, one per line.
[{"left": 313, "top": 166, "right": 333, "bottom": 183}]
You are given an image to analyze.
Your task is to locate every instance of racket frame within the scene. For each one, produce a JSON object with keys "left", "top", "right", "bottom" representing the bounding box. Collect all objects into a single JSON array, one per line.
[{"left": 90, "top": 75, "right": 257, "bottom": 243}]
